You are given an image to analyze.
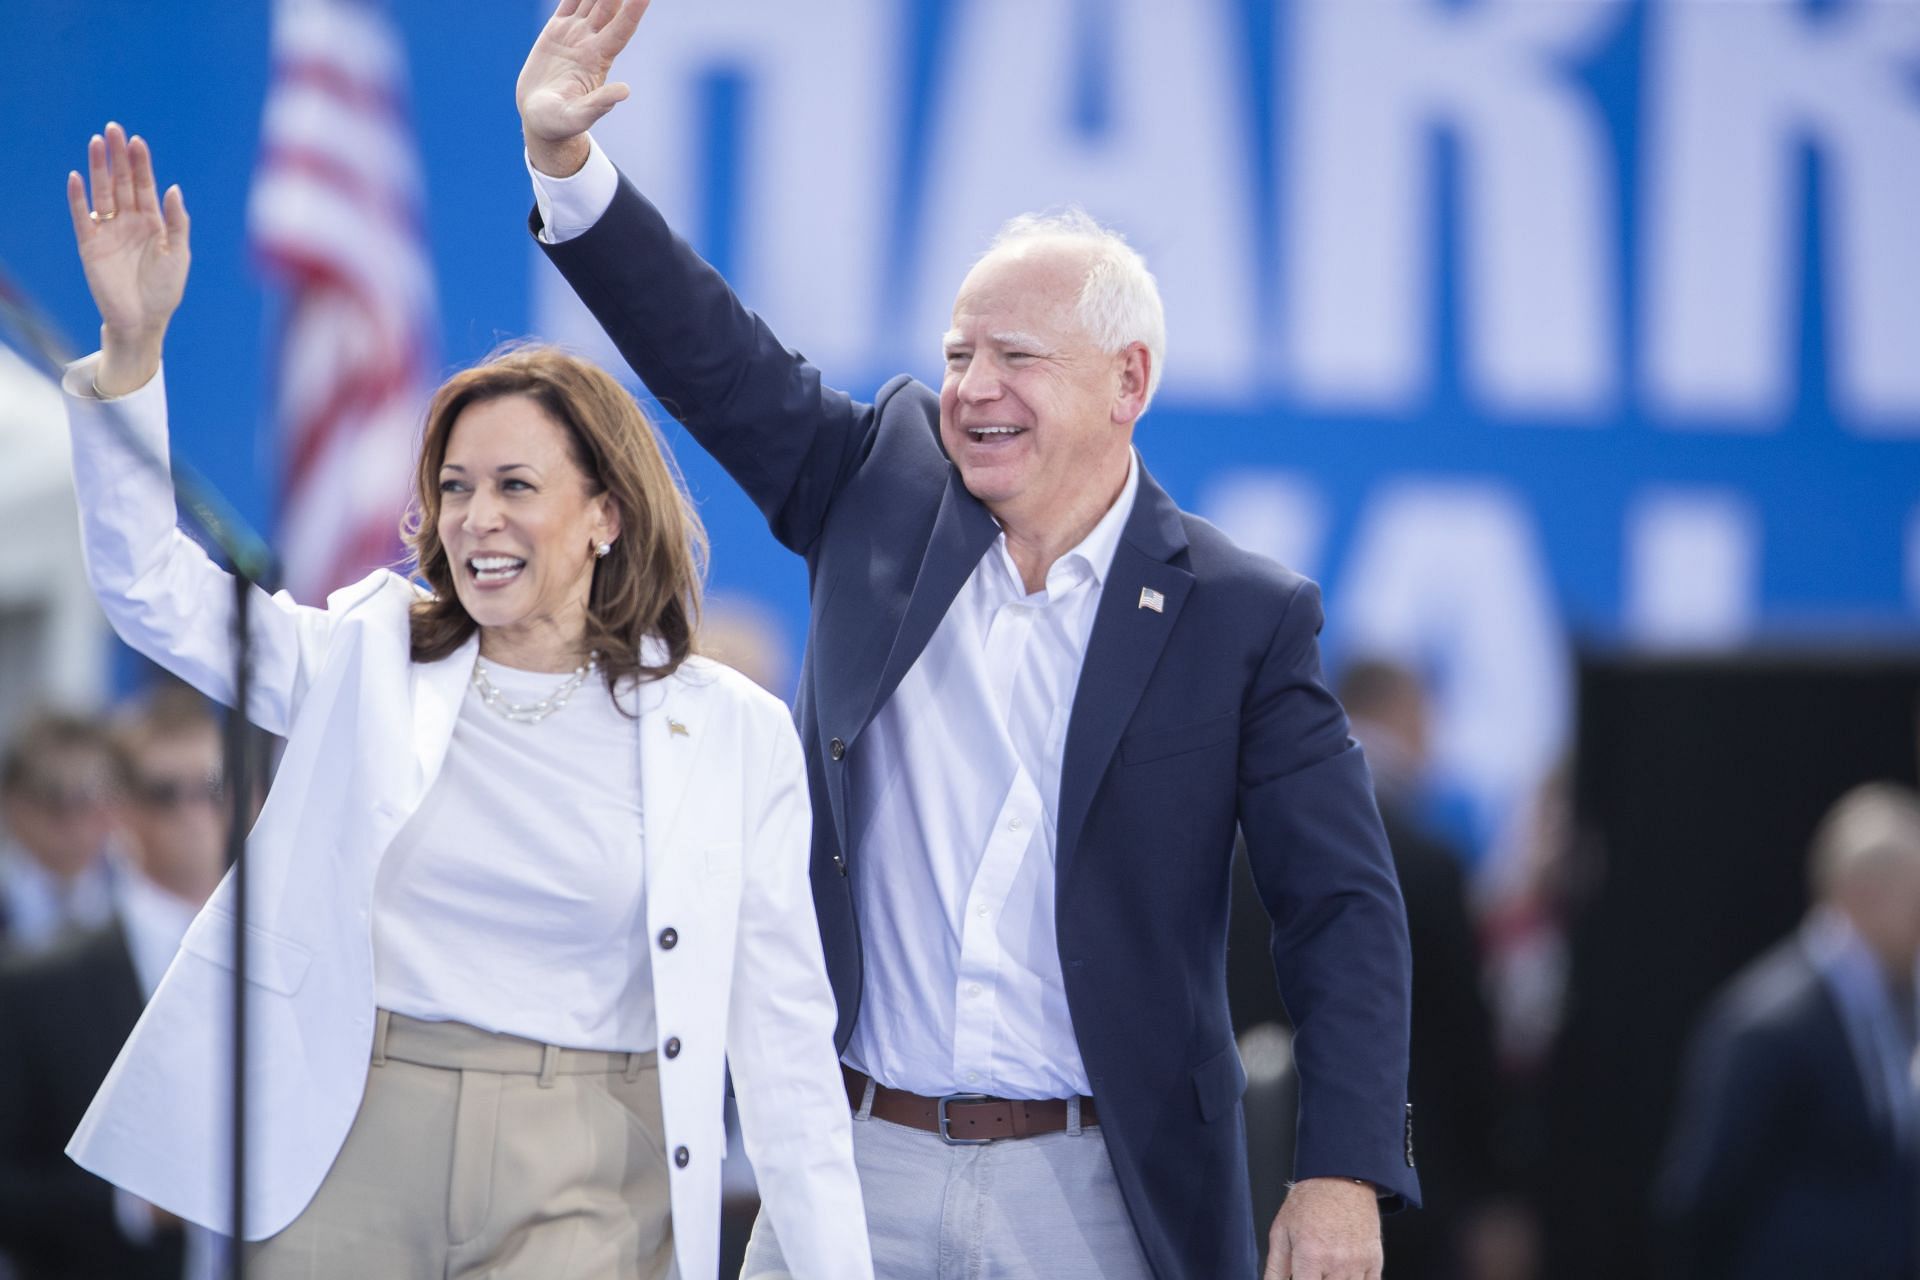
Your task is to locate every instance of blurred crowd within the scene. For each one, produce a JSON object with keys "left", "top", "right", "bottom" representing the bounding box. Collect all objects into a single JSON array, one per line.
[
  {"left": 0, "top": 684, "right": 230, "bottom": 1279},
  {"left": 1230, "top": 656, "right": 1920, "bottom": 1280}
]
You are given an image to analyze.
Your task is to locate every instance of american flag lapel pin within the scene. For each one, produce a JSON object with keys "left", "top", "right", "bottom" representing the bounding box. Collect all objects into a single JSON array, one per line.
[
  {"left": 1138, "top": 587, "right": 1165, "bottom": 613},
  {"left": 667, "top": 717, "right": 690, "bottom": 738}
]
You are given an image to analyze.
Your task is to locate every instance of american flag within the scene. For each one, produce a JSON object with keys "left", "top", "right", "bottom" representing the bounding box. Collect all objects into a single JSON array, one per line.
[{"left": 249, "top": 0, "right": 437, "bottom": 603}]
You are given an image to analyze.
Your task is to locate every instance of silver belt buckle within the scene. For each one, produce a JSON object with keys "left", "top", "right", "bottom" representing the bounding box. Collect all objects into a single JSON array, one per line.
[{"left": 936, "top": 1092, "right": 995, "bottom": 1145}]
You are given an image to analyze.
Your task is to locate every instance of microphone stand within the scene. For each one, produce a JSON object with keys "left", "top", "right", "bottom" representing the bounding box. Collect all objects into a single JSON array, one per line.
[{"left": 0, "top": 268, "right": 276, "bottom": 1276}]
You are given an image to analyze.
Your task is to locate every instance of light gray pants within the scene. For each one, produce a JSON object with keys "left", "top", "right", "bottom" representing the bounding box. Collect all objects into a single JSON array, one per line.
[{"left": 741, "top": 1087, "right": 1154, "bottom": 1280}]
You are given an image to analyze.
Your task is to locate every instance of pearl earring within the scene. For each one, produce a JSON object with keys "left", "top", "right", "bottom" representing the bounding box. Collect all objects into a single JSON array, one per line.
[{"left": 595, "top": 541, "right": 612, "bottom": 559}]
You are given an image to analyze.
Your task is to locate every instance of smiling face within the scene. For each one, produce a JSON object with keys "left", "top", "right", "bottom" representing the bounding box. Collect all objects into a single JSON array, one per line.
[
  {"left": 939, "top": 243, "right": 1146, "bottom": 541},
  {"left": 436, "top": 394, "right": 619, "bottom": 669}
]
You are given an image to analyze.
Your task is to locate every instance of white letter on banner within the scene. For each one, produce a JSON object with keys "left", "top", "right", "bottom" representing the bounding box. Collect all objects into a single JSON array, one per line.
[
  {"left": 1645, "top": 2, "right": 1920, "bottom": 431},
  {"left": 533, "top": 0, "right": 894, "bottom": 377},
  {"left": 1200, "top": 470, "right": 1330, "bottom": 580},
  {"left": 903, "top": 0, "right": 1258, "bottom": 397},
  {"left": 1623, "top": 489, "right": 1759, "bottom": 648},
  {"left": 1282, "top": 0, "right": 1624, "bottom": 415},
  {"left": 1336, "top": 483, "right": 1569, "bottom": 845}
]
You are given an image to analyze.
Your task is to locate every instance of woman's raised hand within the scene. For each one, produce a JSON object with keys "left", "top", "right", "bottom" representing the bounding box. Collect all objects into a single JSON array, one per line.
[{"left": 66, "top": 123, "right": 190, "bottom": 397}]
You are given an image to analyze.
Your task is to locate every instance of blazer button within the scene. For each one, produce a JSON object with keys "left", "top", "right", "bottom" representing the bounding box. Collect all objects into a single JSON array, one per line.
[
  {"left": 658, "top": 927, "right": 678, "bottom": 950},
  {"left": 829, "top": 737, "right": 846, "bottom": 761},
  {"left": 664, "top": 1036, "right": 681, "bottom": 1059},
  {"left": 674, "top": 1145, "right": 691, "bottom": 1168}
]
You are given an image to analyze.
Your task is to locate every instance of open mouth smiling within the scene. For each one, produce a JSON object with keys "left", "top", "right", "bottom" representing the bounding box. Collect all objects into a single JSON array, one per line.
[{"left": 467, "top": 554, "right": 526, "bottom": 584}]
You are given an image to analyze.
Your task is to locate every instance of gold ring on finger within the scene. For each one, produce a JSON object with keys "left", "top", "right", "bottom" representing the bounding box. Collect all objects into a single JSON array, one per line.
[{"left": 91, "top": 210, "right": 116, "bottom": 222}]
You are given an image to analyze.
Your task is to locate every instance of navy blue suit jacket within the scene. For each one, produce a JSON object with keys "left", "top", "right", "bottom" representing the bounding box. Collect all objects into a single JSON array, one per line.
[
  {"left": 540, "top": 177, "right": 1419, "bottom": 1278},
  {"left": 1656, "top": 938, "right": 1918, "bottom": 1280}
]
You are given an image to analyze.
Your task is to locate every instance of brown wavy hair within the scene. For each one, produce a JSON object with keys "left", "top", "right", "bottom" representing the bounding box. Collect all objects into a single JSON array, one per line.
[{"left": 402, "top": 345, "right": 706, "bottom": 698}]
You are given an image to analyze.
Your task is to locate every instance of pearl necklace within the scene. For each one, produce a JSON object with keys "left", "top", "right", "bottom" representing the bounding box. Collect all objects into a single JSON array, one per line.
[{"left": 471, "top": 652, "right": 600, "bottom": 724}]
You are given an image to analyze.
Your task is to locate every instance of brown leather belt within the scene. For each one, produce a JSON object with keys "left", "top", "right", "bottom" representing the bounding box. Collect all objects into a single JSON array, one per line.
[{"left": 843, "top": 1066, "right": 1098, "bottom": 1144}]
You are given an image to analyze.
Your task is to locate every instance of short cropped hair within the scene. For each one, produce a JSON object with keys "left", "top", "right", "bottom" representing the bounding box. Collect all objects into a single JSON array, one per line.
[
  {"left": 1808, "top": 782, "right": 1920, "bottom": 900},
  {"left": 0, "top": 710, "right": 125, "bottom": 798},
  {"left": 987, "top": 209, "right": 1167, "bottom": 413},
  {"left": 115, "top": 683, "right": 221, "bottom": 758}
]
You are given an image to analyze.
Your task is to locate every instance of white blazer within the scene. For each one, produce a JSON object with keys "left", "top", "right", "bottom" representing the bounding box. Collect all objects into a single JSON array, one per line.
[{"left": 59, "top": 358, "right": 873, "bottom": 1280}]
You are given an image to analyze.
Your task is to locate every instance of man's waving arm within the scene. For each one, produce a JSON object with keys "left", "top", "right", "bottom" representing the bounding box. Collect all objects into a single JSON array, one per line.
[{"left": 517, "top": 0, "right": 875, "bottom": 555}]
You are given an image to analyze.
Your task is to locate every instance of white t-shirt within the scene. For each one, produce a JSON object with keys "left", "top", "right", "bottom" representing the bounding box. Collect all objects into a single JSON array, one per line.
[{"left": 371, "top": 659, "right": 654, "bottom": 1051}]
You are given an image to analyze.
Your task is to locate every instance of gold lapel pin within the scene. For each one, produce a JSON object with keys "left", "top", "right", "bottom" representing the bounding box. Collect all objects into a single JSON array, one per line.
[
  {"left": 667, "top": 718, "right": 690, "bottom": 738},
  {"left": 1138, "top": 586, "right": 1165, "bottom": 613}
]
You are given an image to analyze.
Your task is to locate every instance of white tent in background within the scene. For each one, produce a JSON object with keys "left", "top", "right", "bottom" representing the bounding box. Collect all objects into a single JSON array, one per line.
[{"left": 0, "top": 346, "right": 108, "bottom": 737}]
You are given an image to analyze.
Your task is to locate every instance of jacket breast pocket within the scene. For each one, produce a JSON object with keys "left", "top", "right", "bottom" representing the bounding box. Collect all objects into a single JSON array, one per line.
[
  {"left": 1119, "top": 711, "right": 1239, "bottom": 767},
  {"left": 1191, "top": 1042, "right": 1249, "bottom": 1124},
  {"left": 179, "top": 909, "right": 316, "bottom": 997}
]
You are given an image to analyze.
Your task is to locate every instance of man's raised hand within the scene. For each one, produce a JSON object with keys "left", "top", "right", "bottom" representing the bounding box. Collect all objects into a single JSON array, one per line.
[
  {"left": 517, "top": 0, "right": 650, "bottom": 177},
  {"left": 66, "top": 123, "right": 190, "bottom": 397}
]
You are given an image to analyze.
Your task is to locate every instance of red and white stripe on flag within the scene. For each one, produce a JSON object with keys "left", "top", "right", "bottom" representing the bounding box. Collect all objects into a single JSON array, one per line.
[{"left": 249, "top": 0, "right": 437, "bottom": 604}]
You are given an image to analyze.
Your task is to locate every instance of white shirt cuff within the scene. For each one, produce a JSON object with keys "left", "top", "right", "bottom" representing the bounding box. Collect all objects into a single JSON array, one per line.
[
  {"left": 62, "top": 352, "right": 164, "bottom": 401},
  {"left": 527, "top": 134, "right": 620, "bottom": 245}
]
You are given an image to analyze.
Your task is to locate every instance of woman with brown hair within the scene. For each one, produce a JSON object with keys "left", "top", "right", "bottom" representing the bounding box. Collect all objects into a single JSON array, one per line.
[{"left": 57, "top": 124, "right": 871, "bottom": 1280}]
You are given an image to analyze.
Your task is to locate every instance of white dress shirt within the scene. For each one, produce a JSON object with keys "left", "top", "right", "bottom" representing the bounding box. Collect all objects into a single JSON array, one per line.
[
  {"left": 0, "top": 841, "right": 118, "bottom": 957},
  {"left": 530, "top": 140, "right": 1142, "bottom": 1100},
  {"left": 116, "top": 869, "right": 200, "bottom": 1000},
  {"left": 843, "top": 455, "right": 1139, "bottom": 1099}
]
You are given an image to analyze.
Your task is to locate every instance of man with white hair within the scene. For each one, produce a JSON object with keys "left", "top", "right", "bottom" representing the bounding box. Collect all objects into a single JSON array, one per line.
[
  {"left": 516, "top": 4, "right": 1418, "bottom": 1276},
  {"left": 1657, "top": 784, "right": 1920, "bottom": 1279}
]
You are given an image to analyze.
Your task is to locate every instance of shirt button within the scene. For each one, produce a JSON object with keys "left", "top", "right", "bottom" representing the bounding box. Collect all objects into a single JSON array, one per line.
[
  {"left": 976, "top": 905, "right": 990, "bottom": 919},
  {"left": 674, "top": 1145, "right": 690, "bottom": 1168},
  {"left": 966, "top": 983, "right": 982, "bottom": 998},
  {"left": 829, "top": 737, "right": 846, "bottom": 761},
  {"left": 1008, "top": 817, "right": 1024, "bottom": 831},
  {"left": 664, "top": 1037, "right": 681, "bottom": 1059},
  {"left": 658, "top": 927, "right": 678, "bottom": 950},
  {"left": 965, "top": 1071, "right": 980, "bottom": 1084}
]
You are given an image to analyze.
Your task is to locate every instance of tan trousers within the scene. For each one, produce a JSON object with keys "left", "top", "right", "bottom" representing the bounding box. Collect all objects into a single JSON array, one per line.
[{"left": 247, "top": 1010, "right": 675, "bottom": 1280}]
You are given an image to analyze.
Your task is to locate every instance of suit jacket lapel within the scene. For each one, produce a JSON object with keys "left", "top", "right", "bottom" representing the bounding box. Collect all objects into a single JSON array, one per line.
[
  {"left": 1055, "top": 469, "right": 1193, "bottom": 888},
  {"left": 861, "top": 467, "right": 1001, "bottom": 734}
]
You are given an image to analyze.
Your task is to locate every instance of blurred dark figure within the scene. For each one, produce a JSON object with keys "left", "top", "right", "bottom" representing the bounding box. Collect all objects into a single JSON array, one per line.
[
  {"left": 0, "top": 712, "right": 124, "bottom": 957},
  {"left": 1229, "top": 660, "right": 1522, "bottom": 1277},
  {"left": 0, "top": 688, "right": 228, "bottom": 1280},
  {"left": 1339, "top": 660, "right": 1517, "bottom": 1280},
  {"left": 1656, "top": 783, "right": 1920, "bottom": 1280}
]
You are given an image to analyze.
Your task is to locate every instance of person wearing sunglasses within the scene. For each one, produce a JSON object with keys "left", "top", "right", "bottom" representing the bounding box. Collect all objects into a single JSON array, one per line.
[
  {"left": 0, "top": 687, "right": 229, "bottom": 1280},
  {"left": 0, "top": 711, "right": 124, "bottom": 961}
]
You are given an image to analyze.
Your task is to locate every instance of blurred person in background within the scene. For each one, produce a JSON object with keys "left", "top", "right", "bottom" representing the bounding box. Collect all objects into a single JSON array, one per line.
[
  {"left": 1655, "top": 783, "right": 1920, "bottom": 1280},
  {"left": 0, "top": 712, "right": 124, "bottom": 958},
  {"left": 0, "top": 686, "right": 227, "bottom": 1280},
  {"left": 698, "top": 593, "right": 792, "bottom": 697},
  {"left": 1339, "top": 660, "right": 1533, "bottom": 1280}
]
